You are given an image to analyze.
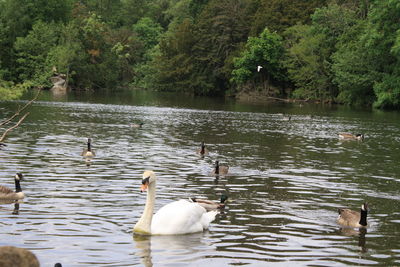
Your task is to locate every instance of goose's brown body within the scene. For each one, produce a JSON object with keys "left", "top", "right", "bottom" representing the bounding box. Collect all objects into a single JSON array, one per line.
[
  {"left": 212, "top": 160, "right": 229, "bottom": 175},
  {"left": 337, "top": 203, "right": 368, "bottom": 228},
  {"left": 82, "top": 138, "right": 95, "bottom": 157},
  {"left": 196, "top": 142, "right": 209, "bottom": 156},
  {"left": 338, "top": 133, "right": 364, "bottom": 141},
  {"left": 0, "top": 173, "right": 24, "bottom": 200},
  {"left": 190, "top": 195, "right": 228, "bottom": 211}
]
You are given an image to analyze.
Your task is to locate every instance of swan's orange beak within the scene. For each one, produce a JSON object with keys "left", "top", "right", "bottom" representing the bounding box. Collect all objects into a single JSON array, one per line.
[{"left": 140, "top": 183, "right": 148, "bottom": 192}]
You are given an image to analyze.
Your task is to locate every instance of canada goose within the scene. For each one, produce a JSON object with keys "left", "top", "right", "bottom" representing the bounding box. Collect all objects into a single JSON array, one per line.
[
  {"left": 212, "top": 160, "right": 229, "bottom": 175},
  {"left": 305, "top": 115, "right": 313, "bottom": 120},
  {"left": 338, "top": 133, "right": 364, "bottom": 141},
  {"left": 337, "top": 203, "right": 368, "bottom": 228},
  {"left": 282, "top": 115, "right": 291, "bottom": 121},
  {"left": 196, "top": 141, "right": 209, "bottom": 156},
  {"left": 81, "top": 138, "right": 95, "bottom": 157},
  {"left": 130, "top": 122, "right": 144, "bottom": 128},
  {"left": 133, "top": 171, "right": 218, "bottom": 235},
  {"left": 0, "top": 173, "right": 25, "bottom": 200},
  {"left": 0, "top": 246, "right": 39, "bottom": 267},
  {"left": 190, "top": 194, "right": 228, "bottom": 211}
]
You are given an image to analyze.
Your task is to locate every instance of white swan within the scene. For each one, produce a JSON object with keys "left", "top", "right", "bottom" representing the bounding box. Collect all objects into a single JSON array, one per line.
[{"left": 133, "top": 171, "right": 218, "bottom": 235}]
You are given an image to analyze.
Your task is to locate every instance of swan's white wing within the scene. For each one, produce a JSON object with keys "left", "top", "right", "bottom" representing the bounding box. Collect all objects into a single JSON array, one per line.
[{"left": 151, "top": 199, "right": 216, "bottom": 235}]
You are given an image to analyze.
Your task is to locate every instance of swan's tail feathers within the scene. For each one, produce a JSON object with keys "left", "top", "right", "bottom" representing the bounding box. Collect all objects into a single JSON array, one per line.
[{"left": 201, "top": 210, "right": 218, "bottom": 229}]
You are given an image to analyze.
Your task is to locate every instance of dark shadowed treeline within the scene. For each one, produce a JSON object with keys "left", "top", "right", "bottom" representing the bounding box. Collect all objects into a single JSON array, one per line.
[{"left": 0, "top": 0, "right": 399, "bottom": 109}]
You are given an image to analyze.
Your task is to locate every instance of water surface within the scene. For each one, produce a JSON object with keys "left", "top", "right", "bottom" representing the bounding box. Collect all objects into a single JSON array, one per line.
[{"left": 0, "top": 90, "right": 399, "bottom": 266}]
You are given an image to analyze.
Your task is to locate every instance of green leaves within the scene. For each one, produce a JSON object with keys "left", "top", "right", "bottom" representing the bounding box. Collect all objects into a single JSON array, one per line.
[
  {"left": 231, "top": 28, "right": 284, "bottom": 85},
  {"left": 14, "top": 21, "right": 61, "bottom": 87},
  {"left": 332, "top": 0, "right": 400, "bottom": 108},
  {"left": 1, "top": 0, "right": 400, "bottom": 108},
  {"left": 284, "top": 3, "right": 360, "bottom": 102}
]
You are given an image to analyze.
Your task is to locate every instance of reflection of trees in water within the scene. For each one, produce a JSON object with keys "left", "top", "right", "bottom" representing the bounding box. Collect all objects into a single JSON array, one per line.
[
  {"left": 133, "top": 233, "right": 208, "bottom": 267},
  {"left": 339, "top": 227, "right": 367, "bottom": 253}
]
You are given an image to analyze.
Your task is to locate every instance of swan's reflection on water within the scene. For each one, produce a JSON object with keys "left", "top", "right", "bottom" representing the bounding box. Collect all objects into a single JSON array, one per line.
[{"left": 133, "top": 232, "right": 210, "bottom": 267}]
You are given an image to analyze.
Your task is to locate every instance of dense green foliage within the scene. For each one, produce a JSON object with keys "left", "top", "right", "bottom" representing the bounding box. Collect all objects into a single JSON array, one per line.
[
  {"left": 231, "top": 28, "right": 285, "bottom": 91},
  {"left": 0, "top": 0, "right": 400, "bottom": 108}
]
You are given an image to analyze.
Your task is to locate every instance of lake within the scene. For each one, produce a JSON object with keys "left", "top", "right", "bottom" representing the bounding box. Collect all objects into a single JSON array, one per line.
[{"left": 0, "top": 89, "right": 399, "bottom": 266}]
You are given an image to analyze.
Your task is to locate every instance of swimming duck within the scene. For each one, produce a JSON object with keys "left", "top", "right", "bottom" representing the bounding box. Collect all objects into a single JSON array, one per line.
[
  {"left": 133, "top": 171, "right": 218, "bottom": 235},
  {"left": 0, "top": 173, "right": 25, "bottom": 200},
  {"left": 196, "top": 141, "right": 209, "bottom": 156},
  {"left": 338, "top": 133, "right": 364, "bottom": 141},
  {"left": 337, "top": 203, "right": 368, "bottom": 228},
  {"left": 190, "top": 194, "right": 228, "bottom": 211},
  {"left": 130, "top": 122, "right": 144, "bottom": 128},
  {"left": 212, "top": 160, "right": 229, "bottom": 175},
  {"left": 81, "top": 138, "right": 95, "bottom": 157}
]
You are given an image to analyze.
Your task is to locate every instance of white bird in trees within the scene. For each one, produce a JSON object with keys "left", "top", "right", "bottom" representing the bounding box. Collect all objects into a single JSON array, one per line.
[{"left": 257, "top": 65, "right": 263, "bottom": 72}]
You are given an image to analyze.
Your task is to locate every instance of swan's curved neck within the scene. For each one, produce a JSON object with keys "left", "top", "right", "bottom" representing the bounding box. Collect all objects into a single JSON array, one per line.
[{"left": 134, "top": 181, "right": 156, "bottom": 234}]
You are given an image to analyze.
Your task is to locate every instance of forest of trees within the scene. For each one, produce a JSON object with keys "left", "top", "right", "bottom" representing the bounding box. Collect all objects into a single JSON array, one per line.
[{"left": 1, "top": 0, "right": 400, "bottom": 109}]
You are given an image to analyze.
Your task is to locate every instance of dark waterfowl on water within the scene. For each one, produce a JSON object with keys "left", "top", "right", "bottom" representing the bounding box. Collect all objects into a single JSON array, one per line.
[
  {"left": 337, "top": 203, "right": 368, "bottom": 228},
  {"left": 130, "top": 122, "right": 144, "bottom": 128},
  {"left": 0, "top": 173, "right": 25, "bottom": 200},
  {"left": 81, "top": 138, "right": 95, "bottom": 157},
  {"left": 338, "top": 133, "right": 364, "bottom": 141},
  {"left": 196, "top": 141, "right": 209, "bottom": 156},
  {"left": 212, "top": 160, "right": 229, "bottom": 175},
  {"left": 190, "top": 194, "right": 229, "bottom": 211}
]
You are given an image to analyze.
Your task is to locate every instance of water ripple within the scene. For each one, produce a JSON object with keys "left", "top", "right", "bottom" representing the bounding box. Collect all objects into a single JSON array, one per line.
[{"left": 1, "top": 99, "right": 399, "bottom": 266}]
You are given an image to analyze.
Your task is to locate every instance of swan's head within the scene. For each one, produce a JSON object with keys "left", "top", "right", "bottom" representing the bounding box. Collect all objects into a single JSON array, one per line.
[
  {"left": 141, "top": 170, "right": 156, "bottom": 192},
  {"left": 15, "top": 173, "right": 24, "bottom": 181}
]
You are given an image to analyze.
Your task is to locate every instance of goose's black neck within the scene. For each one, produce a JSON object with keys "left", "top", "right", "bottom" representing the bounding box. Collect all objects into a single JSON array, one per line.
[
  {"left": 359, "top": 208, "right": 368, "bottom": 226},
  {"left": 200, "top": 144, "right": 205, "bottom": 154},
  {"left": 15, "top": 178, "right": 22, "bottom": 193},
  {"left": 215, "top": 162, "right": 219, "bottom": 174},
  {"left": 87, "top": 141, "right": 91, "bottom": 151}
]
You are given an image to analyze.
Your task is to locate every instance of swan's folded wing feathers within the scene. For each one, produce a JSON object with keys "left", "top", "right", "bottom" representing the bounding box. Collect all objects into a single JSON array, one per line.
[
  {"left": 151, "top": 199, "right": 213, "bottom": 235},
  {"left": 201, "top": 210, "right": 218, "bottom": 229}
]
